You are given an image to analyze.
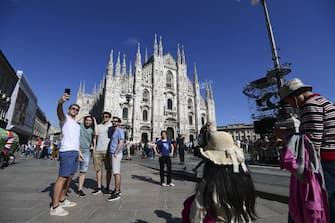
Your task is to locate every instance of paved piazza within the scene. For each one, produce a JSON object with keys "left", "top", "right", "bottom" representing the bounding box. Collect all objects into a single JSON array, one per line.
[{"left": 0, "top": 154, "right": 288, "bottom": 223}]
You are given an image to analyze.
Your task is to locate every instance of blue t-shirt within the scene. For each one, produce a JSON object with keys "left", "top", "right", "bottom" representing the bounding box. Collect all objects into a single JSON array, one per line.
[
  {"left": 156, "top": 140, "right": 172, "bottom": 157},
  {"left": 109, "top": 127, "right": 125, "bottom": 154}
]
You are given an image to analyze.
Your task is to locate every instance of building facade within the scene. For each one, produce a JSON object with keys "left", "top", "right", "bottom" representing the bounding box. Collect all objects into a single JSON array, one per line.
[
  {"left": 76, "top": 35, "right": 216, "bottom": 142},
  {"left": 0, "top": 50, "right": 18, "bottom": 128},
  {"left": 33, "top": 106, "right": 49, "bottom": 140},
  {"left": 217, "top": 123, "right": 260, "bottom": 143},
  {"left": 6, "top": 71, "right": 38, "bottom": 142}
]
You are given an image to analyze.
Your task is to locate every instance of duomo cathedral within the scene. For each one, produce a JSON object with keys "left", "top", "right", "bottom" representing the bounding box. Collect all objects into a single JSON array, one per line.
[{"left": 76, "top": 35, "right": 216, "bottom": 143}]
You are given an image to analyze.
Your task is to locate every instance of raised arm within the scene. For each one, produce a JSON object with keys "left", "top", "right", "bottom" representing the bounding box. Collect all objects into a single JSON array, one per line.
[
  {"left": 75, "top": 114, "right": 86, "bottom": 123},
  {"left": 57, "top": 93, "right": 69, "bottom": 121},
  {"left": 93, "top": 117, "right": 98, "bottom": 135}
]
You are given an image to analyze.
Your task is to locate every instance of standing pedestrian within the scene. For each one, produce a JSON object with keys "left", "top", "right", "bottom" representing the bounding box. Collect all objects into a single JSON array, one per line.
[
  {"left": 107, "top": 116, "right": 125, "bottom": 201},
  {"left": 177, "top": 134, "right": 186, "bottom": 165},
  {"left": 35, "top": 137, "right": 42, "bottom": 158},
  {"left": 153, "top": 130, "right": 175, "bottom": 187},
  {"left": 40, "top": 138, "right": 50, "bottom": 159},
  {"left": 92, "top": 112, "right": 112, "bottom": 195},
  {"left": 182, "top": 131, "right": 257, "bottom": 223},
  {"left": 50, "top": 92, "right": 82, "bottom": 216},
  {"left": 125, "top": 140, "right": 132, "bottom": 160},
  {"left": 279, "top": 78, "right": 334, "bottom": 222},
  {"left": 77, "top": 115, "right": 97, "bottom": 197}
]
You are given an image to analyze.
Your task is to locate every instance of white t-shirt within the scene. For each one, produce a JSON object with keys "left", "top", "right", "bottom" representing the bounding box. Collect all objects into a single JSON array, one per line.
[
  {"left": 60, "top": 114, "right": 80, "bottom": 152},
  {"left": 96, "top": 123, "right": 112, "bottom": 152}
]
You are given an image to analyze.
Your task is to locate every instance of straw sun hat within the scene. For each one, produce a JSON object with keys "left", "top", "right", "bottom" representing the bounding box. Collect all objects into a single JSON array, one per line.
[
  {"left": 279, "top": 78, "right": 312, "bottom": 101},
  {"left": 200, "top": 131, "right": 248, "bottom": 173}
]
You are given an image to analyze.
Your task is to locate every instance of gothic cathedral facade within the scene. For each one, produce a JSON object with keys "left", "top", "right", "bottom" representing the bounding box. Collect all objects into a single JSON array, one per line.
[{"left": 76, "top": 35, "right": 216, "bottom": 143}]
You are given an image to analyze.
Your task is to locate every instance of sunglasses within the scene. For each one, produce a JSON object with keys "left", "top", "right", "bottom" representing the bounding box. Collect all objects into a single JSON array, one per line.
[
  {"left": 112, "top": 120, "right": 119, "bottom": 123},
  {"left": 103, "top": 115, "right": 111, "bottom": 118},
  {"left": 71, "top": 107, "right": 80, "bottom": 112}
]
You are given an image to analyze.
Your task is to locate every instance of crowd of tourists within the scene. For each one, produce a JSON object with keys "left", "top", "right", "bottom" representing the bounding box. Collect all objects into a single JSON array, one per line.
[{"left": 47, "top": 77, "right": 335, "bottom": 223}]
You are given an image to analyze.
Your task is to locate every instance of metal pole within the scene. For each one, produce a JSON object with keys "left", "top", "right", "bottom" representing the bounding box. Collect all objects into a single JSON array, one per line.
[{"left": 261, "top": 0, "right": 283, "bottom": 88}]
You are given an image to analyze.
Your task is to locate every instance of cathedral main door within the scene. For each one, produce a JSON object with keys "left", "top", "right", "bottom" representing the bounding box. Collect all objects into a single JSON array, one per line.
[{"left": 141, "top": 132, "right": 148, "bottom": 142}]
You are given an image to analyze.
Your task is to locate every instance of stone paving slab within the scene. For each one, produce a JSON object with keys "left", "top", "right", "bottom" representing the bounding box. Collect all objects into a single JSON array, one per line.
[{"left": 0, "top": 155, "right": 288, "bottom": 223}]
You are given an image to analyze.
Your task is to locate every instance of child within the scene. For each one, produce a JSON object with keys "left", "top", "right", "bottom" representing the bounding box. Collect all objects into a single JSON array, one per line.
[{"left": 182, "top": 131, "right": 257, "bottom": 223}]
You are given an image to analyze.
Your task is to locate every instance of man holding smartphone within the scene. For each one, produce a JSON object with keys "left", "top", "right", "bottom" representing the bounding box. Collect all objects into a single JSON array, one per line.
[{"left": 50, "top": 89, "right": 82, "bottom": 216}]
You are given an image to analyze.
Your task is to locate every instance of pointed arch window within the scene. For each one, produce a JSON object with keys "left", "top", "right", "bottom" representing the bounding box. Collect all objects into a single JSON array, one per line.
[
  {"left": 166, "top": 71, "right": 173, "bottom": 89},
  {"left": 122, "top": 108, "right": 128, "bottom": 120},
  {"left": 167, "top": 99, "right": 173, "bottom": 110},
  {"left": 143, "top": 110, "right": 148, "bottom": 121},
  {"left": 143, "top": 89, "right": 150, "bottom": 103},
  {"left": 189, "top": 115, "right": 193, "bottom": 125},
  {"left": 201, "top": 117, "right": 205, "bottom": 126}
]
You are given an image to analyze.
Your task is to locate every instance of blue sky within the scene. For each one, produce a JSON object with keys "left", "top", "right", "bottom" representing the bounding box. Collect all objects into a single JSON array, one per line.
[{"left": 1, "top": 0, "right": 334, "bottom": 126}]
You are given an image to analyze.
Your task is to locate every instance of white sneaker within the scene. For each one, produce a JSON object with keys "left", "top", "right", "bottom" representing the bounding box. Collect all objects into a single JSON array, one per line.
[
  {"left": 161, "top": 183, "right": 167, "bottom": 187},
  {"left": 59, "top": 199, "right": 77, "bottom": 207},
  {"left": 50, "top": 206, "right": 69, "bottom": 216},
  {"left": 168, "top": 183, "right": 175, "bottom": 187}
]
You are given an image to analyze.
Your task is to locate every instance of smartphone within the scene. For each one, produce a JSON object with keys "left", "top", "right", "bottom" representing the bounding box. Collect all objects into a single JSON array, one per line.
[{"left": 64, "top": 88, "right": 71, "bottom": 95}]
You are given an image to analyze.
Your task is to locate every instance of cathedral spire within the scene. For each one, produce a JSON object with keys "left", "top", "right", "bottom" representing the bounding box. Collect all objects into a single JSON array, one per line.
[
  {"left": 209, "top": 81, "right": 214, "bottom": 99},
  {"left": 153, "top": 33, "right": 158, "bottom": 57},
  {"left": 159, "top": 36, "right": 163, "bottom": 57},
  {"left": 79, "top": 80, "right": 83, "bottom": 94},
  {"left": 205, "top": 81, "right": 209, "bottom": 97},
  {"left": 136, "top": 42, "right": 142, "bottom": 67},
  {"left": 194, "top": 63, "right": 198, "bottom": 83},
  {"left": 177, "top": 44, "right": 182, "bottom": 64},
  {"left": 99, "top": 79, "right": 103, "bottom": 92},
  {"left": 128, "top": 60, "right": 132, "bottom": 76},
  {"left": 115, "top": 51, "right": 121, "bottom": 76},
  {"left": 145, "top": 47, "right": 148, "bottom": 63},
  {"left": 122, "top": 53, "right": 127, "bottom": 77},
  {"left": 93, "top": 82, "right": 97, "bottom": 94},
  {"left": 107, "top": 49, "right": 114, "bottom": 76},
  {"left": 182, "top": 45, "right": 186, "bottom": 64},
  {"left": 82, "top": 80, "right": 86, "bottom": 93}
]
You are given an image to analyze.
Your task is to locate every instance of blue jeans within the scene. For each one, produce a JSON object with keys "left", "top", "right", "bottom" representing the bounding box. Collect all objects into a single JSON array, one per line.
[
  {"left": 79, "top": 149, "right": 90, "bottom": 172},
  {"left": 322, "top": 160, "right": 335, "bottom": 223}
]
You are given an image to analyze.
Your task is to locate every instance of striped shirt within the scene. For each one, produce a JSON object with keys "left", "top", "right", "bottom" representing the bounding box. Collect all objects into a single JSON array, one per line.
[{"left": 301, "top": 94, "right": 335, "bottom": 160}]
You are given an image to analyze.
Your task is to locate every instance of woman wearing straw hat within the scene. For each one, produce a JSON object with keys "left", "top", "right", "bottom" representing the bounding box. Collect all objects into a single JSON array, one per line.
[
  {"left": 182, "top": 130, "right": 257, "bottom": 223},
  {"left": 279, "top": 78, "right": 335, "bottom": 222}
]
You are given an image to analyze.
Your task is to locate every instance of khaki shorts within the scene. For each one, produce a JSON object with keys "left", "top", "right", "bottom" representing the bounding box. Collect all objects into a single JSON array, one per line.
[
  {"left": 93, "top": 151, "right": 110, "bottom": 171},
  {"left": 111, "top": 153, "right": 123, "bottom": 174}
]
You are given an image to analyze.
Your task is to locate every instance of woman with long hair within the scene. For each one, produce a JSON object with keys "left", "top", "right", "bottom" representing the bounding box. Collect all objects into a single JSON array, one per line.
[{"left": 182, "top": 130, "right": 257, "bottom": 223}]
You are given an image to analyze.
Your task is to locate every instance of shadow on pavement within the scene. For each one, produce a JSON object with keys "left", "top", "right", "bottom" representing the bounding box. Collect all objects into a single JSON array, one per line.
[
  {"left": 131, "top": 174, "right": 161, "bottom": 185},
  {"left": 41, "top": 182, "right": 55, "bottom": 199},
  {"left": 133, "top": 219, "right": 149, "bottom": 223},
  {"left": 154, "top": 210, "right": 182, "bottom": 223},
  {"left": 171, "top": 170, "right": 200, "bottom": 183},
  {"left": 41, "top": 177, "right": 98, "bottom": 200},
  {"left": 138, "top": 164, "right": 200, "bottom": 183},
  {"left": 69, "top": 177, "right": 98, "bottom": 193}
]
